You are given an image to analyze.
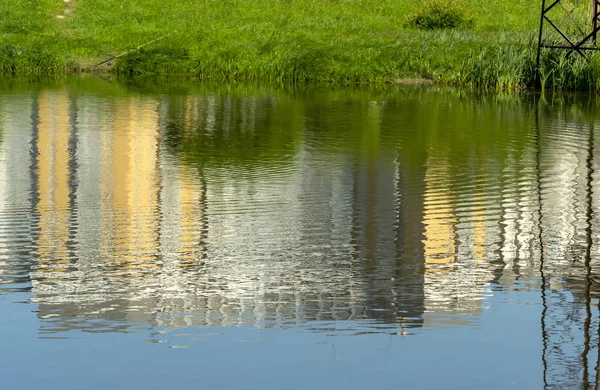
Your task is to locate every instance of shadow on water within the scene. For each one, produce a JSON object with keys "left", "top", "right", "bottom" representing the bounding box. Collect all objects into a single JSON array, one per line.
[{"left": 4, "top": 77, "right": 600, "bottom": 385}]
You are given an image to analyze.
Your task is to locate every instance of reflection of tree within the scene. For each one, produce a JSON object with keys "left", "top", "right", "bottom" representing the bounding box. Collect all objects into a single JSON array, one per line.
[{"left": 162, "top": 94, "right": 302, "bottom": 169}]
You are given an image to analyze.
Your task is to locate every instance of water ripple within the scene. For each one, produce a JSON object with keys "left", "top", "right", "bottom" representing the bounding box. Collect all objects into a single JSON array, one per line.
[{"left": 1, "top": 87, "right": 600, "bottom": 384}]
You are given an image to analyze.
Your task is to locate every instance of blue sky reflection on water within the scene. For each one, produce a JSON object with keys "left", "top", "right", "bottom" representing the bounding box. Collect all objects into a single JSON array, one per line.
[{"left": 1, "top": 289, "right": 543, "bottom": 389}]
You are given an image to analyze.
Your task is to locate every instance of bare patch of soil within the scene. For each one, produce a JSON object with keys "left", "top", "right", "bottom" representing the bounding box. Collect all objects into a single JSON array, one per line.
[{"left": 394, "top": 78, "right": 434, "bottom": 85}]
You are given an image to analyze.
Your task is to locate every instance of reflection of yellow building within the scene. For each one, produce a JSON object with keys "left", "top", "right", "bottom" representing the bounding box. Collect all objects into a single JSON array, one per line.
[
  {"left": 101, "top": 98, "right": 161, "bottom": 272},
  {"left": 421, "top": 153, "right": 490, "bottom": 316},
  {"left": 36, "top": 91, "right": 72, "bottom": 274},
  {"left": 423, "top": 162, "right": 456, "bottom": 266},
  {"left": 422, "top": 160, "right": 487, "bottom": 265}
]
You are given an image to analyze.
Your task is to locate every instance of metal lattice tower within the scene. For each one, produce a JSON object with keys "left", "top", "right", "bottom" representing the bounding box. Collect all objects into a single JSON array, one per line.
[{"left": 537, "top": 0, "right": 600, "bottom": 67}]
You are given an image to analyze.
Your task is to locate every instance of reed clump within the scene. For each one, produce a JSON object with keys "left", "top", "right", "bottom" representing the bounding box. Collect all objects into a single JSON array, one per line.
[
  {"left": 0, "top": 45, "right": 65, "bottom": 75},
  {"left": 406, "top": 0, "right": 474, "bottom": 30}
]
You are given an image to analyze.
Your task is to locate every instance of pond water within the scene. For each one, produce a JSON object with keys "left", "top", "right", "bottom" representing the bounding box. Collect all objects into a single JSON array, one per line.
[{"left": 1, "top": 78, "right": 600, "bottom": 389}]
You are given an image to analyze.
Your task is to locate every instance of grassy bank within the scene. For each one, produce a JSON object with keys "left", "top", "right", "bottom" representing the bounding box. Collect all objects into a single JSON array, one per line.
[{"left": 2, "top": 0, "right": 600, "bottom": 89}]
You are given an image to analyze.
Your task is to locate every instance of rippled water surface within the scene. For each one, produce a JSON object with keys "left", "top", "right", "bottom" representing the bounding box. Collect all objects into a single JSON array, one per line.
[{"left": 2, "top": 78, "right": 600, "bottom": 388}]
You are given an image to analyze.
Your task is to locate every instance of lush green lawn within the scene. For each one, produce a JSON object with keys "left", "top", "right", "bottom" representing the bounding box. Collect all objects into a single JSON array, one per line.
[{"left": 3, "top": 0, "right": 597, "bottom": 88}]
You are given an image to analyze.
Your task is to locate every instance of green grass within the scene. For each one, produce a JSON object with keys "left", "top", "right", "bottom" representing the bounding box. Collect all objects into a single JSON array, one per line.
[{"left": 2, "top": 0, "right": 600, "bottom": 89}]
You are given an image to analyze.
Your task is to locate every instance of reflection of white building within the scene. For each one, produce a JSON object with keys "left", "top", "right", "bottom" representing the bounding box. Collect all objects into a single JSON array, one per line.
[
  {"left": 493, "top": 149, "right": 539, "bottom": 286},
  {"left": 536, "top": 119, "right": 600, "bottom": 388},
  {"left": 18, "top": 92, "right": 370, "bottom": 331},
  {"left": 0, "top": 93, "right": 35, "bottom": 289},
  {"left": 540, "top": 120, "right": 590, "bottom": 266},
  {"left": 488, "top": 114, "right": 600, "bottom": 387},
  {"left": 34, "top": 90, "right": 73, "bottom": 275},
  {"left": 75, "top": 95, "right": 108, "bottom": 272}
]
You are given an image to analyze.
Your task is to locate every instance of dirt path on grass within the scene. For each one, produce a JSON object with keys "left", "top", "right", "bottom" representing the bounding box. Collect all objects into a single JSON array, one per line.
[{"left": 56, "top": 0, "right": 75, "bottom": 20}]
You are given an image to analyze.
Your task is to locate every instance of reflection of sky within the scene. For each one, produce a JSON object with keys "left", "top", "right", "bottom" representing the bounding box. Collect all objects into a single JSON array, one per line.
[{"left": 0, "top": 289, "right": 543, "bottom": 389}]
